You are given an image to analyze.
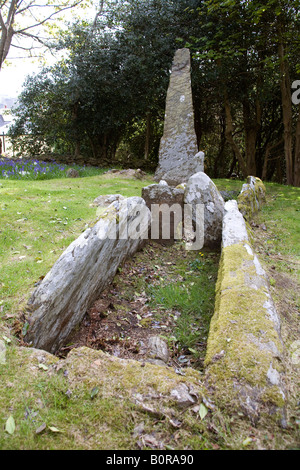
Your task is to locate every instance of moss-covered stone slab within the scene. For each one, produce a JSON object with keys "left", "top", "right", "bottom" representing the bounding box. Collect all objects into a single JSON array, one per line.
[
  {"left": 61, "top": 347, "right": 206, "bottom": 416},
  {"left": 204, "top": 198, "right": 286, "bottom": 426}
]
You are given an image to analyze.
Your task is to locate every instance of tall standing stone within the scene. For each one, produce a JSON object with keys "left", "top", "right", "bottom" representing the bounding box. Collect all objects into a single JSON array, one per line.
[{"left": 154, "top": 48, "right": 202, "bottom": 186}]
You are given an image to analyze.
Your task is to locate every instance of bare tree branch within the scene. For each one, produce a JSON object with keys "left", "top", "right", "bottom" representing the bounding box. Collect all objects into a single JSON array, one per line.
[
  {"left": 15, "top": 1, "right": 86, "bottom": 34},
  {"left": 92, "top": 0, "right": 104, "bottom": 29},
  {"left": 0, "top": 0, "right": 87, "bottom": 70}
]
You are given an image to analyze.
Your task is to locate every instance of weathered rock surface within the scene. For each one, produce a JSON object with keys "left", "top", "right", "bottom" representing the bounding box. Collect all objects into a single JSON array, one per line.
[
  {"left": 142, "top": 182, "right": 184, "bottom": 208},
  {"left": 105, "top": 168, "right": 146, "bottom": 179},
  {"left": 61, "top": 347, "right": 204, "bottom": 415},
  {"left": 238, "top": 176, "right": 266, "bottom": 220},
  {"left": 142, "top": 182, "right": 184, "bottom": 243},
  {"left": 170, "top": 383, "right": 197, "bottom": 409},
  {"left": 221, "top": 199, "right": 249, "bottom": 247},
  {"left": 146, "top": 336, "right": 170, "bottom": 366},
  {"left": 24, "top": 197, "right": 151, "bottom": 353},
  {"left": 91, "top": 194, "right": 125, "bottom": 207},
  {"left": 205, "top": 199, "right": 286, "bottom": 425},
  {"left": 184, "top": 172, "right": 225, "bottom": 247},
  {"left": 14, "top": 345, "right": 206, "bottom": 432},
  {"left": 154, "top": 48, "right": 201, "bottom": 186},
  {"left": 66, "top": 168, "right": 79, "bottom": 178}
]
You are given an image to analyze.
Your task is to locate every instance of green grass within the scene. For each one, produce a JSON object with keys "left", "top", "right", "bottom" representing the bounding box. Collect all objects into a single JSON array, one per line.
[
  {"left": 0, "top": 173, "right": 299, "bottom": 450},
  {"left": 0, "top": 346, "right": 141, "bottom": 450},
  {"left": 148, "top": 251, "right": 219, "bottom": 360},
  {"left": 212, "top": 177, "right": 246, "bottom": 193},
  {"left": 0, "top": 172, "right": 154, "bottom": 319},
  {"left": 257, "top": 183, "right": 300, "bottom": 259}
]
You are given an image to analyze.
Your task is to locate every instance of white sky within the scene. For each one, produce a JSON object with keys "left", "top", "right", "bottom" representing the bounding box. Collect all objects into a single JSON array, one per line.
[
  {"left": 0, "top": 61, "right": 42, "bottom": 97},
  {"left": 0, "top": 1, "right": 99, "bottom": 97}
]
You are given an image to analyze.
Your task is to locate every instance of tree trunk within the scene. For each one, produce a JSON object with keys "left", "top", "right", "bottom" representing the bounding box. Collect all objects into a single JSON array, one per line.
[
  {"left": 213, "top": 112, "right": 226, "bottom": 178},
  {"left": 71, "top": 102, "right": 82, "bottom": 161},
  {"left": 262, "top": 140, "right": 283, "bottom": 181},
  {"left": 74, "top": 141, "right": 81, "bottom": 160},
  {"left": 144, "top": 112, "right": 151, "bottom": 160},
  {"left": 224, "top": 91, "right": 248, "bottom": 178},
  {"left": 227, "top": 154, "right": 237, "bottom": 178},
  {"left": 243, "top": 96, "right": 262, "bottom": 176},
  {"left": 0, "top": 0, "right": 16, "bottom": 70},
  {"left": 245, "top": 126, "right": 257, "bottom": 176},
  {"left": 294, "top": 105, "right": 300, "bottom": 187},
  {"left": 89, "top": 134, "right": 108, "bottom": 162},
  {"left": 278, "top": 40, "right": 294, "bottom": 185}
]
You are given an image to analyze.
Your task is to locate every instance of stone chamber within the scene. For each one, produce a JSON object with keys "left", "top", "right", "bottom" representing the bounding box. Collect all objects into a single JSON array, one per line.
[{"left": 20, "top": 172, "right": 287, "bottom": 427}]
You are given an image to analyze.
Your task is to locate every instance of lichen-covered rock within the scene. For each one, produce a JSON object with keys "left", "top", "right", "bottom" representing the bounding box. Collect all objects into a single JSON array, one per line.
[
  {"left": 154, "top": 48, "right": 201, "bottom": 186},
  {"left": 24, "top": 197, "right": 151, "bottom": 353},
  {"left": 105, "top": 168, "right": 146, "bottom": 179},
  {"left": 66, "top": 168, "right": 79, "bottom": 178},
  {"left": 204, "top": 200, "right": 286, "bottom": 426},
  {"left": 142, "top": 182, "right": 184, "bottom": 242},
  {"left": 184, "top": 172, "right": 225, "bottom": 248},
  {"left": 142, "top": 183, "right": 184, "bottom": 209},
  {"left": 222, "top": 200, "right": 249, "bottom": 247},
  {"left": 91, "top": 194, "right": 125, "bottom": 207},
  {"left": 238, "top": 176, "right": 266, "bottom": 220},
  {"left": 170, "top": 383, "right": 196, "bottom": 409},
  {"left": 146, "top": 336, "right": 170, "bottom": 366}
]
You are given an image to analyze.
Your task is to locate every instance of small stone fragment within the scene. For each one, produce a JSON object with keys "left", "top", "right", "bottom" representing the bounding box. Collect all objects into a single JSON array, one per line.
[
  {"left": 66, "top": 168, "right": 79, "bottom": 178},
  {"left": 147, "top": 336, "right": 169, "bottom": 364},
  {"left": 170, "top": 383, "right": 196, "bottom": 409}
]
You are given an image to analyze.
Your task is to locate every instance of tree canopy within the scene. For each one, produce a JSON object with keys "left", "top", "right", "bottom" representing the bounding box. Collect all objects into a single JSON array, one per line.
[{"left": 8, "top": 0, "right": 300, "bottom": 185}]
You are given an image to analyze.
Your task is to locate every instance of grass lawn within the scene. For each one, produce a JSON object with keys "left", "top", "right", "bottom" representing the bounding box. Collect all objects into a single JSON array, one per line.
[
  {"left": 0, "top": 171, "right": 154, "bottom": 320},
  {"left": 0, "top": 169, "right": 299, "bottom": 450}
]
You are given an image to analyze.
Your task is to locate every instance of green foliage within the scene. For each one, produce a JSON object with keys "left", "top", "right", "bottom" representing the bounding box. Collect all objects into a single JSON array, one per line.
[
  {"left": 8, "top": 0, "right": 300, "bottom": 184},
  {"left": 11, "top": 1, "right": 195, "bottom": 167}
]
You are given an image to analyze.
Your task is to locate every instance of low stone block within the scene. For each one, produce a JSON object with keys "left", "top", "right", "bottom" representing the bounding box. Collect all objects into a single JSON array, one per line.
[
  {"left": 146, "top": 336, "right": 170, "bottom": 366},
  {"left": 142, "top": 182, "right": 184, "bottom": 243},
  {"left": 142, "top": 182, "right": 184, "bottom": 208},
  {"left": 184, "top": 172, "right": 225, "bottom": 248},
  {"left": 66, "top": 168, "right": 79, "bottom": 178}
]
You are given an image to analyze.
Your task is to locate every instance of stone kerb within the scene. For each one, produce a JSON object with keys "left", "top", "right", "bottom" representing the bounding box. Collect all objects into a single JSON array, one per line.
[
  {"left": 184, "top": 172, "right": 225, "bottom": 248},
  {"left": 238, "top": 176, "right": 266, "bottom": 220},
  {"left": 204, "top": 189, "right": 286, "bottom": 425},
  {"left": 24, "top": 197, "right": 151, "bottom": 354}
]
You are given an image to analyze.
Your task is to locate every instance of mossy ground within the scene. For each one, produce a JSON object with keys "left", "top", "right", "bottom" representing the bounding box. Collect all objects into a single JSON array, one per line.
[{"left": 0, "top": 174, "right": 299, "bottom": 449}]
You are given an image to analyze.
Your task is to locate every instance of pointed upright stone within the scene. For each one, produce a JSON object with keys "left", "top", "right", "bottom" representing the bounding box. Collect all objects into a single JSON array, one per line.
[{"left": 154, "top": 48, "right": 202, "bottom": 186}]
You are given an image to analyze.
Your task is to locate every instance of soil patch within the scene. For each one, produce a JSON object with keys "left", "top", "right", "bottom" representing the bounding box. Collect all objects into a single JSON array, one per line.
[{"left": 58, "top": 240, "right": 219, "bottom": 371}]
